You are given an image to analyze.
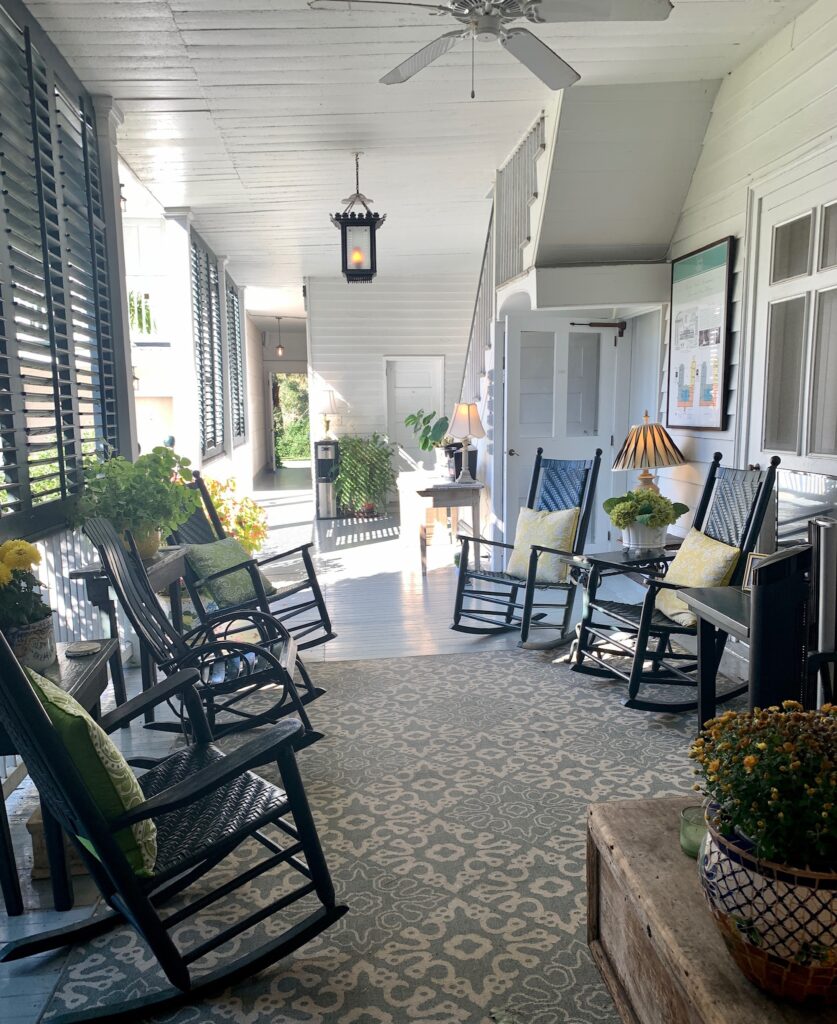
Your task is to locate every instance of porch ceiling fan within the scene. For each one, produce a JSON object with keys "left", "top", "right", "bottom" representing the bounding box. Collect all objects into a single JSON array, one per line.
[{"left": 307, "top": 0, "right": 673, "bottom": 92}]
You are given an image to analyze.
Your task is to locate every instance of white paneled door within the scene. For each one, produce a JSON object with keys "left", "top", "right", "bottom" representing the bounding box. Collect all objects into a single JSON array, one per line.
[
  {"left": 385, "top": 356, "right": 445, "bottom": 468},
  {"left": 504, "top": 314, "right": 618, "bottom": 548}
]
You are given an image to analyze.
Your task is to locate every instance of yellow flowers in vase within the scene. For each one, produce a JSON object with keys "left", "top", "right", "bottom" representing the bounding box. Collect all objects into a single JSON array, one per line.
[{"left": 0, "top": 539, "right": 56, "bottom": 670}]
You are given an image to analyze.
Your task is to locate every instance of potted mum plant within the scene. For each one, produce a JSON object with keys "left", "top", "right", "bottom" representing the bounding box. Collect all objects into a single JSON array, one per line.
[
  {"left": 74, "top": 447, "right": 201, "bottom": 558},
  {"left": 603, "top": 489, "right": 689, "bottom": 549},
  {"left": 690, "top": 702, "right": 836, "bottom": 1003},
  {"left": 0, "top": 539, "right": 55, "bottom": 670}
]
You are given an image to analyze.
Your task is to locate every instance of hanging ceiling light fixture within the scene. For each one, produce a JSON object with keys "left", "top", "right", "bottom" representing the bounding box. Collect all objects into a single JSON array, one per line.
[
  {"left": 275, "top": 316, "right": 284, "bottom": 357},
  {"left": 330, "top": 152, "right": 386, "bottom": 283}
]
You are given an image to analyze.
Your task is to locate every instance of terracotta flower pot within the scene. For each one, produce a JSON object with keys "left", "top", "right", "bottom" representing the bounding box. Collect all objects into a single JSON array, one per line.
[
  {"left": 123, "top": 527, "right": 162, "bottom": 561},
  {"left": 699, "top": 823, "right": 837, "bottom": 1004},
  {"left": 5, "top": 614, "right": 57, "bottom": 672}
]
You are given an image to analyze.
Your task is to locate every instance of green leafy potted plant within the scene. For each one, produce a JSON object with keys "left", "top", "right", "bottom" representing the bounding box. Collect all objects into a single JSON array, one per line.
[
  {"left": 335, "top": 434, "right": 396, "bottom": 517},
  {"left": 690, "top": 702, "right": 836, "bottom": 1003},
  {"left": 404, "top": 409, "right": 452, "bottom": 474},
  {"left": 0, "top": 539, "right": 55, "bottom": 670},
  {"left": 603, "top": 489, "right": 689, "bottom": 549},
  {"left": 74, "top": 447, "right": 201, "bottom": 558}
]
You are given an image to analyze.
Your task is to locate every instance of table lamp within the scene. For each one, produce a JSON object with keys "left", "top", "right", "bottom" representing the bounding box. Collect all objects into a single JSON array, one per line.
[
  {"left": 448, "top": 402, "right": 485, "bottom": 483},
  {"left": 317, "top": 389, "right": 340, "bottom": 438},
  {"left": 612, "top": 411, "right": 685, "bottom": 492}
]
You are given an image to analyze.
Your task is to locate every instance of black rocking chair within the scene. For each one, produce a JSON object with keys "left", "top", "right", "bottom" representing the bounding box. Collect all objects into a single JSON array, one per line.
[
  {"left": 0, "top": 633, "right": 347, "bottom": 1024},
  {"left": 84, "top": 517, "right": 324, "bottom": 741},
  {"left": 452, "top": 448, "right": 602, "bottom": 648},
  {"left": 570, "top": 453, "right": 781, "bottom": 712},
  {"left": 173, "top": 470, "right": 335, "bottom": 651}
]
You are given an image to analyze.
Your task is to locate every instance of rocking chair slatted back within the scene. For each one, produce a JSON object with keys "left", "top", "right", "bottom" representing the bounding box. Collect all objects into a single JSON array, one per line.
[
  {"left": 83, "top": 518, "right": 187, "bottom": 666},
  {"left": 175, "top": 508, "right": 219, "bottom": 547},
  {"left": 692, "top": 454, "right": 780, "bottom": 583},
  {"left": 528, "top": 448, "right": 602, "bottom": 553}
]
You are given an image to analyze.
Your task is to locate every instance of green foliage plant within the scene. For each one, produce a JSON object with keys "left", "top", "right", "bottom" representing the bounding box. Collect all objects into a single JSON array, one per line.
[
  {"left": 690, "top": 702, "right": 836, "bottom": 870},
  {"left": 335, "top": 434, "right": 396, "bottom": 515},
  {"left": 603, "top": 489, "right": 689, "bottom": 530},
  {"left": 203, "top": 476, "right": 268, "bottom": 555},
  {"left": 273, "top": 373, "right": 310, "bottom": 463},
  {"left": 74, "top": 447, "right": 201, "bottom": 536},
  {"left": 404, "top": 409, "right": 450, "bottom": 452}
]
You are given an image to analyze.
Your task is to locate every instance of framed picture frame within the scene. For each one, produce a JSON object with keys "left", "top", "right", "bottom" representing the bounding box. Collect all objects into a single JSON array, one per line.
[
  {"left": 742, "top": 551, "right": 769, "bottom": 593},
  {"left": 666, "top": 236, "right": 734, "bottom": 431}
]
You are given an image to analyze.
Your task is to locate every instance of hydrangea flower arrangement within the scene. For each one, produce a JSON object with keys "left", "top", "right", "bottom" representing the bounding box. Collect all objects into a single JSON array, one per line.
[{"left": 603, "top": 489, "right": 689, "bottom": 530}]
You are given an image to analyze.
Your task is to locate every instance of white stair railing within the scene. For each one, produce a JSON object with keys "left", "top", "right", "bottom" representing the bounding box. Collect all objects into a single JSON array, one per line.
[
  {"left": 459, "top": 210, "right": 494, "bottom": 406},
  {"left": 495, "top": 114, "right": 546, "bottom": 286}
]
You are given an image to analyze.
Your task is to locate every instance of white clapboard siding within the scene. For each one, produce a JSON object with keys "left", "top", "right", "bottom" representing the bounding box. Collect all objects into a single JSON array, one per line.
[
  {"left": 38, "top": 528, "right": 101, "bottom": 644},
  {"left": 306, "top": 275, "right": 474, "bottom": 440},
  {"left": 659, "top": 0, "right": 837, "bottom": 511}
]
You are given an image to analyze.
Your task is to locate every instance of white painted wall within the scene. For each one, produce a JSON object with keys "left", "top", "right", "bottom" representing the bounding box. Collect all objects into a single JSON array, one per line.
[
  {"left": 305, "top": 275, "right": 474, "bottom": 466},
  {"left": 661, "top": 0, "right": 837, "bottom": 521}
]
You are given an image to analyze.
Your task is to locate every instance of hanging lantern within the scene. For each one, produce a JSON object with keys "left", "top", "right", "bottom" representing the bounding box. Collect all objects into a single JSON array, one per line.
[{"left": 330, "top": 152, "right": 386, "bottom": 283}]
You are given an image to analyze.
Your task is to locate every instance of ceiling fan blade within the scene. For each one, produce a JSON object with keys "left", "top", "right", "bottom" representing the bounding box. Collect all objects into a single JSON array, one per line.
[
  {"left": 500, "top": 29, "right": 580, "bottom": 90},
  {"left": 380, "top": 31, "right": 463, "bottom": 84},
  {"left": 308, "top": 0, "right": 447, "bottom": 13},
  {"left": 526, "top": 0, "right": 673, "bottom": 24}
]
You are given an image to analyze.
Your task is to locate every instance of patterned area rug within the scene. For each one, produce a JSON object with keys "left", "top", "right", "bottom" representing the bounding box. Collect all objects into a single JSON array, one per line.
[{"left": 43, "top": 651, "right": 702, "bottom": 1023}]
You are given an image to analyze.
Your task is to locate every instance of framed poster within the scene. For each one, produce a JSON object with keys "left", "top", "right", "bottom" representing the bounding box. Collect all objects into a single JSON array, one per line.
[{"left": 666, "top": 236, "right": 734, "bottom": 431}]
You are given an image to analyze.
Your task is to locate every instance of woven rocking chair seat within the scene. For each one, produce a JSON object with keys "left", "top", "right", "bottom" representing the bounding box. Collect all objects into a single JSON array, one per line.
[
  {"left": 594, "top": 599, "right": 693, "bottom": 633},
  {"left": 594, "top": 598, "right": 692, "bottom": 630},
  {"left": 469, "top": 568, "right": 571, "bottom": 591},
  {"left": 140, "top": 746, "right": 286, "bottom": 877}
]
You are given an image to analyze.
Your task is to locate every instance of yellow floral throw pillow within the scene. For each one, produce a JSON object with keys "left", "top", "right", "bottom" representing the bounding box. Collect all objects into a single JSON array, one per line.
[
  {"left": 27, "top": 669, "right": 157, "bottom": 876},
  {"left": 655, "top": 528, "right": 740, "bottom": 627},
  {"left": 507, "top": 507, "right": 579, "bottom": 583}
]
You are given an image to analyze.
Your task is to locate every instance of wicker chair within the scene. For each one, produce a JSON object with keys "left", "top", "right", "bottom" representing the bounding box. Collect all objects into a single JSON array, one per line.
[
  {"left": 84, "top": 517, "right": 324, "bottom": 742},
  {"left": 173, "top": 471, "right": 335, "bottom": 652},
  {"left": 452, "top": 448, "right": 602, "bottom": 648},
  {"left": 0, "top": 633, "right": 346, "bottom": 1023},
  {"left": 570, "top": 453, "right": 780, "bottom": 712}
]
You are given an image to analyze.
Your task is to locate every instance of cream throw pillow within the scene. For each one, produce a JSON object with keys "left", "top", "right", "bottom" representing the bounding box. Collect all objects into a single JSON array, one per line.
[
  {"left": 507, "top": 507, "right": 579, "bottom": 583},
  {"left": 655, "top": 528, "right": 740, "bottom": 627}
]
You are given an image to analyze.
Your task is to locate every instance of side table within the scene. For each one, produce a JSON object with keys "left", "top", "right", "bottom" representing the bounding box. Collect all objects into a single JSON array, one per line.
[
  {"left": 415, "top": 481, "right": 484, "bottom": 575},
  {"left": 0, "top": 639, "right": 120, "bottom": 916}
]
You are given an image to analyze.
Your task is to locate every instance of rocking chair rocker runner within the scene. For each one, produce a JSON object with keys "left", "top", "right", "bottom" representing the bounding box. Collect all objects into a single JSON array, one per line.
[
  {"left": 570, "top": 453, "right": 780, "bottom": 713},
  {"left": 452, "top": 448, "right": 602, "bottom": 648},
  {"left": 174, "top": 471, "right": 335, "bottom": 651},
  {"left": 84, "top": 517, "right": 324, "bottom": 742},
  {"left": 0, "top": 634, "right": 347, "bottom": 1024}
]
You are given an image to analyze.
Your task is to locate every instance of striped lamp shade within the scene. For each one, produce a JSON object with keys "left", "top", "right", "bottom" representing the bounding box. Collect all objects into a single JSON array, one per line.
[{"left": 612, "top": 411, "right": 686, "bottom": 470}]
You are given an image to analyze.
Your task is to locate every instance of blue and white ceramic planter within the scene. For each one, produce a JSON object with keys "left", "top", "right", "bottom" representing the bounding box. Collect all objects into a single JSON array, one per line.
[
  {"left": 699, "top": 823, "right": 836, "bottom": 1004},
  {"left": 5, "top": 614, "right": 56, "bottom": 672}
]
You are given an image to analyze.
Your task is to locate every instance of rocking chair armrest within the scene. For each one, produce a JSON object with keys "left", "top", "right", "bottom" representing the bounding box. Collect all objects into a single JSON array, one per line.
[
  {"left": 530, "top": 544, "right": 578, "bottom": 562},
  {"left": 255, "top": 542, "right": 314, "bottom": 566},
  {"left": 112, "top": 719, "right": 305, "bottom": 827},
  {"left": 457, "top": 534, "right": 515, "bottom": 551},
  {"left": 641, "top": 576, "right": 688, "bottom": 593},
  {"left": 98, "top": 670, "right": 203, "bottom": 733},
  {"left": 187, "top": 607, "right": 288, "bottom": 642}
]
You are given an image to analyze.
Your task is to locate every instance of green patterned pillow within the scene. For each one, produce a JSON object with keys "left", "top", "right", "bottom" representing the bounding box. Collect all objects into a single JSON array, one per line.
[
  {"left": 185, "top": 537, "right": 276, "bottom": 610},
  {"left": 26, "top": 669, "right": 157, "bottom": 876}
]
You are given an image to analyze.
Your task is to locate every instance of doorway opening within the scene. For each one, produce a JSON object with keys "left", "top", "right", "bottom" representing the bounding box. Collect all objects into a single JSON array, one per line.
[{"left": 272, "top": 372, "right": 311, "bottom": 470}]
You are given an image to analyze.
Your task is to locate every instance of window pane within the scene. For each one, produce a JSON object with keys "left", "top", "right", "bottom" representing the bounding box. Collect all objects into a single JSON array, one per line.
[
  {"left": 763, "top": 296, "right": 806, "bottom": 451},
  {"left": 566, "top": 332, "right": 600, "bottom": 436},
  {"left": 810, "top": 288, "right": 837, "bottom": 456},
  {"left": 771, "top": 214, "right": 812, "bottom": 283},
  {"left": 821, "top": 203, "right": 837, "bottom": 270}
]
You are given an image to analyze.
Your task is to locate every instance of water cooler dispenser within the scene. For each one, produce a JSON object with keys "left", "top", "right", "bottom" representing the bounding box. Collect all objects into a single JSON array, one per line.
[{"left": 314, "top": 440, "right": 339, "bottom": 520}]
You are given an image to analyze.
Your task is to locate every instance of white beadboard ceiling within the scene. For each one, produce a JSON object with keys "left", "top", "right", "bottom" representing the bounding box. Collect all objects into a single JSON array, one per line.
[{"left": 25, "top": 0, "right": 817, "bottom": 316}]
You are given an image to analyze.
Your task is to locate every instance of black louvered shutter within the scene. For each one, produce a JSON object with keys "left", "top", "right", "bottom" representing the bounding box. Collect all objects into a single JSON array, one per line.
[
  {"left": 191, "top": 238, "right": 224, "bottom": 457},
  {"left": 0, "top": 4, "right": 118, "bottom": 536},
  {"left": 226, "top": 281, "right": 245, "bottom": 442}
]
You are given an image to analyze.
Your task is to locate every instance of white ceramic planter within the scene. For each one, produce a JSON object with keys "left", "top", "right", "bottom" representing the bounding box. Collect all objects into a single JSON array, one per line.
[{"left": 623, "top": 523, "right": 667, "bottom": 550}]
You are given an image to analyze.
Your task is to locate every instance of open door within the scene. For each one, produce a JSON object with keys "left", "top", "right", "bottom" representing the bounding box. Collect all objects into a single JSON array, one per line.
[{"left": 504, "top": 313, "right": 617, "bottom": 548}]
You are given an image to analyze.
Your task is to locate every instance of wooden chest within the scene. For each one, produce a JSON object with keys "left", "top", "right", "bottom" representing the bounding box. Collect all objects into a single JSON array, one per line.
[{"left": 587, "top": 797, "right": 836, "bottom": 1024}]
